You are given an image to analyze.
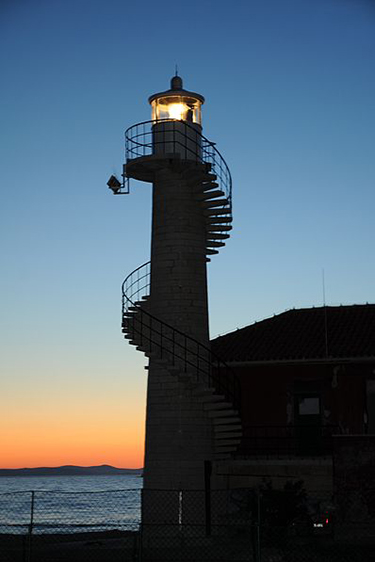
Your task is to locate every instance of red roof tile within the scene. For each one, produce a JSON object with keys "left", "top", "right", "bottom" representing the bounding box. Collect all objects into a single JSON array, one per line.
[{"left": 211, "top": 304, "right": 375, "bottom": 362}]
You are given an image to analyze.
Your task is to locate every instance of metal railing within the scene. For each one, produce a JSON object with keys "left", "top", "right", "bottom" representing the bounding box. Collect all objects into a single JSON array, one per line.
[
  {"left": 124, "top": 119, "right": 232, "bottom": 208},
  {"left": 237, "top": 424, "right": 342, "bottom": 458},
  {"left": 122, "top": 261, "right": 241, "bottom": 413}
]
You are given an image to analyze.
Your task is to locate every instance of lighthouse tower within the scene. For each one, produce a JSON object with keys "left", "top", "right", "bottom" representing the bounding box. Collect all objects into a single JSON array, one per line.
[{"left": 111, "top": 75, "right": 241, "bottom": 494}]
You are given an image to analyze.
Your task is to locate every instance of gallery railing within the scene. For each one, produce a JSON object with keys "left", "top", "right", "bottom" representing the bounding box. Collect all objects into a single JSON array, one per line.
[{"left": 124, "top": 119, "right": 232, "bottom": 209}]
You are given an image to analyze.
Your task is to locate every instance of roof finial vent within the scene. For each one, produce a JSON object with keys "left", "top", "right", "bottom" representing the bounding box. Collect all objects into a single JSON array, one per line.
[{"left": 171, "top": 68, "right": 183, "bottom": 90}]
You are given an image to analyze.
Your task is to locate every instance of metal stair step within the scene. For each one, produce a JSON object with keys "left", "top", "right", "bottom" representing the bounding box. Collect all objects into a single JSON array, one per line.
[
  {"left": 206, "top": 249, "right": 219, "bottom": 255},
  {"left": 212, "top": 416, "right": 241, "bottom": 425},
  {"left": 215, "top": 431, "right": 243, "bottom": 439},
  {"left": 215, "top": 441, "right": 239, "bottom": 449},
  {"left": 207, "top": 216, "right": 233, "bottom": 224},
  {"left": 215, "top": 440, "right": 241, "bottom": 449},
  {"left": 196, "top": 190, "right": 224, "bottom": 200},
  {"left": 207, "top": 225, "right": 232, "bottom": 232},
  {"left": 203, "top": 394, "right": 226, "bottom": 402},
  {"left": 207, "top": 233, "right": 230, "bottom": 240},
  {"left": 215, "top": 435, "right": 242, "bottom": 443},
  {"left": 206, "top": 240, "right": 226, "bottom": 248},
  {"left": 201, "top": 198, "right": 229, "bottom": 208},
  {"left": 203, "top": 401, "right": 233, "bottom": 411},
  {"left": 214, "top": 421, "right": 242, "bottom": 435},
  {"left": 201, "top": 182, "right": 219, "bottom": 191},
  {"left": 208, "top": 409, "right": 239, "bottom": 419},
  {"left": 204, "top": 208, "right": 231, "bottom": 217}
]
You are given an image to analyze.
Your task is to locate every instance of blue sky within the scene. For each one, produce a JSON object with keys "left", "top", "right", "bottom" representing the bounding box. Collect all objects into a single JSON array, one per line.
[{"left": 1, "top": 0, "right": 374, "bottom": 466}]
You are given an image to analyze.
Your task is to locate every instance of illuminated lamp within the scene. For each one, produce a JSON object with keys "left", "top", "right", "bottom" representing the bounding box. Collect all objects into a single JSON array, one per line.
[{"left": 148, "top": 75, "right": 205, "bottom": 160}]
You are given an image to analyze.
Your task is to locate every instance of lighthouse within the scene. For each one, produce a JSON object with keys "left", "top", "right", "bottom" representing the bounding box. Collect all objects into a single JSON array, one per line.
[{"left": 111, "top": 75, "right": 241, "bottom": 497}]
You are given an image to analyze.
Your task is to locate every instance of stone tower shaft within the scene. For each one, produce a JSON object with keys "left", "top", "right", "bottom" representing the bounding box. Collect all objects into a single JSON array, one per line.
[{"left": 150, "top": 165, "right": 210, "bottom": 343}]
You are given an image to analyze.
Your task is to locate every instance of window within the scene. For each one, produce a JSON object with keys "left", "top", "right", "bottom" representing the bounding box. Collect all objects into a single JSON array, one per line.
[{"left": 298, "top": 396, "right": 320, "bottom": 416}]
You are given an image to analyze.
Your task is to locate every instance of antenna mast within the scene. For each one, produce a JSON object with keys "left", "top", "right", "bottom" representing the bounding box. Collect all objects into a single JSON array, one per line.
[{"left": 322, "top": 268, "right": 329, "bottom": 357}]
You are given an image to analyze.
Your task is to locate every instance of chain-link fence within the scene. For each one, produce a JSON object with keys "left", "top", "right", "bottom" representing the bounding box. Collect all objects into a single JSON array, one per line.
[
  {"left": 0, "top": 489, "right": 141, "bottom": 562},
  {"left": 1, "top": 487, "right": 375, "bottom": 561}
]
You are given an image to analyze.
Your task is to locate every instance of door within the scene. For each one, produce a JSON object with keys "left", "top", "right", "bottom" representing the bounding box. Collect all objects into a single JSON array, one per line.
[{"left": 294, "top": 394, "right": 322, "bottom": 455}]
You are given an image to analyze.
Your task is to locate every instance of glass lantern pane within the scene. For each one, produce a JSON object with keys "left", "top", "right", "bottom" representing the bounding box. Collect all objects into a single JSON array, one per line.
[{"left": 152, "top": 96, "right": 202, "bottom": 125}]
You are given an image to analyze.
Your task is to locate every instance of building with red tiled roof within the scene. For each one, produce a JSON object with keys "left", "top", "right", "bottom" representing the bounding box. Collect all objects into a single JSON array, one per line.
[
  {"left": 211, "top": 304, "right": 375, "bottom": 491},
  {"left": 212, "top": 304, "right": 375, "bottom": 363}
]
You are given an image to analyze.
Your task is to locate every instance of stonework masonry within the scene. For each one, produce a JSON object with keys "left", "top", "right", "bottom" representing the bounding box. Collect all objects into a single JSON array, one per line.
[
  {"left": 150, "top": 167, "right": 209, "bottom": 341},
  {"left": 144, "top": 164, "right": 214, "bottom": 491}
]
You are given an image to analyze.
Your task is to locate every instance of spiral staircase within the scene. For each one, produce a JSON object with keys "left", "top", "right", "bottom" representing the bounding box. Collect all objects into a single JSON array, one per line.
[{"left": 120, "top": 119, "right": 242, "bottom": 460}]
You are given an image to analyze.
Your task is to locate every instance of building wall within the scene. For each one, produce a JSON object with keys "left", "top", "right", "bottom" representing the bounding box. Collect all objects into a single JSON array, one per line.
[
  {"left": 233, "top": 362, "right": 369, "bottom": 436},
  {"left": 212, "top": 364, "right": 372, "bottom": 494},
  {"left": 216, "top": 457, "right": 333, "bottom": 492}
]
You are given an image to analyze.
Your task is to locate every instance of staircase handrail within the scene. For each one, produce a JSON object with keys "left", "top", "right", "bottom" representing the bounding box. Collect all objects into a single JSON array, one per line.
[
  {"left": 125, "top": 119, "right": 232, "bottom": 208},
  {"left": 122, "top": 261, "right": 241, "bottom": 412}
]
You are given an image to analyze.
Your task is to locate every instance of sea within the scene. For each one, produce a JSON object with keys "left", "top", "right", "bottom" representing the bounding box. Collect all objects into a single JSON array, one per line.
[{"left": 0, "top": 475, "right": 143, "bottom": 534}]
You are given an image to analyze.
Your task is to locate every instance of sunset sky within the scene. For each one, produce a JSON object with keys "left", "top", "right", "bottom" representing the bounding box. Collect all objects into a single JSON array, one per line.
[{"left": 1, "top": 0, "right": 374, "bottom": 469}]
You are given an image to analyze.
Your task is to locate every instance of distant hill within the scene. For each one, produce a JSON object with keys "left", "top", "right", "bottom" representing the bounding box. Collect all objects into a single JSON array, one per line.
[{"left": 0, "top": 465, "right": 143, "bottom": 477}]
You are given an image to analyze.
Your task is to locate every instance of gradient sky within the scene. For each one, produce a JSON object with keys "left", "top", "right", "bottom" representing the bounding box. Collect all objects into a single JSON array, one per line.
[{"left": 1, "top": 0, "right": 374, "bottom": 469}]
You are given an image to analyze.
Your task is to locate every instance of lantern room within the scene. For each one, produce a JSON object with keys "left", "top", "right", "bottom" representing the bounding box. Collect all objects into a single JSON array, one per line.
[
  {"left": 149, "top": 75, "right": 205, "bottom": 161},
  {"left": 149, "top": 75, "right": 204, "bottom": 126}
]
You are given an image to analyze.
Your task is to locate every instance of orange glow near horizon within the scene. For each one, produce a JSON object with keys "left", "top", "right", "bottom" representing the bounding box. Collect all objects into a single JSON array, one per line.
[
  {"left": 2, "top": 420, "right": 145, "bottom": 469},
  {"left": 1, "top": 372, "right": 147, "bottom": 470},
  {"left": 2, "top": 422, "right": 145, "bottom": 469}
]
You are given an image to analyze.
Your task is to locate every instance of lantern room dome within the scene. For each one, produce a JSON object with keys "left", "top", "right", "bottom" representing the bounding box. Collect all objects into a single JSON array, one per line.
[{"left": 148, "top": 75, "right": 205, "bottom": 105}]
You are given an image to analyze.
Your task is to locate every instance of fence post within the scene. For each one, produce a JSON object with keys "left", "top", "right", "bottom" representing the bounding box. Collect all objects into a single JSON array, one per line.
[
  {"left": 256, "top": 490, "right": 261, "bottom": 562},
  {"left": 138, "top": 488, "right": 143, "bottom": 562},
  {"left": 204, "top": 460, "right": 212, "bottom": 536},
  {"left": 26, "top": 491, "right": 35, "bottom": 562}
]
